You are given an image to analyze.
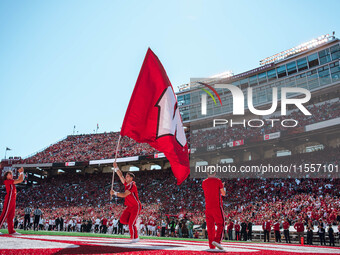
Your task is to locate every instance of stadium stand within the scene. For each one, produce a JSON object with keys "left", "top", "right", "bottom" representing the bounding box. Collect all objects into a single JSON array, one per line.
[
  {"left": 1, "top": 147, "right": 339, "bottom": 238},
  {"left": 2, "top": 98, "right": 339, "bottom": 241},
  {"left": 21, "top": 133, "right": 156, "bottom": 164},
  {"left": 19, "top": 99, "right": 340, "bottom": 164}
]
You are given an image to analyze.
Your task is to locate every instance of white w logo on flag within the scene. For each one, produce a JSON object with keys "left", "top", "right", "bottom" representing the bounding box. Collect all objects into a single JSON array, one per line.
[{"left": 156, "top": 87, "right": 187, "bottom": 147}]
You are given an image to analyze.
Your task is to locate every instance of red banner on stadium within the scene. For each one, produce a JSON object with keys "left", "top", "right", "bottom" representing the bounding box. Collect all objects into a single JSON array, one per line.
[
  {"left": 263, "top": 132, "right": 280, "bottom": 141},
  {"left": 120, "top": 48, "right": 190, "bottom": 185}
]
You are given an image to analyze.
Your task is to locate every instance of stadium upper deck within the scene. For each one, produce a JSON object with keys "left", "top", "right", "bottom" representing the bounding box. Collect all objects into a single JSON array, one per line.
[{"left": 176, "top": 33, "right": 340, "bottom": 124}]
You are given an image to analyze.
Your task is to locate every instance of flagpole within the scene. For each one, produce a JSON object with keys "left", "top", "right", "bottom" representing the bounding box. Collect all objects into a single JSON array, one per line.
[
  {"left": 4, "top": 147, "right": 10, "bottom": 159},
  {"left": 110, "top": 134, "right": 122, "bottom": 200}
]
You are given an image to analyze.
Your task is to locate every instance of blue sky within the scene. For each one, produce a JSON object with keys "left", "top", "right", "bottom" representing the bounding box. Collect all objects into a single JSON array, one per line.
[{"left": 0, "top": 0, "right": 339, "bottom": 158}]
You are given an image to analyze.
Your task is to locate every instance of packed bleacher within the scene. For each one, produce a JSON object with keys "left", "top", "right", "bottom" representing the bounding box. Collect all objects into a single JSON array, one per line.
[
  {"left": 2, "top": 147, "right": 339, "bottom": 239},
  {"left": 2, "top": 98, "right": 340, "bottom": 243},
  {"left": 20, "top": 99, "right": 340, "bottom": 164},
  {"left": 22, "top": 133, "right": 156, "bottom": 164}
]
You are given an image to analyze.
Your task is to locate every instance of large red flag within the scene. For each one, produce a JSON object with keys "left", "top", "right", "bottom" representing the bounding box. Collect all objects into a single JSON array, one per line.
[{"left": 120, "top": 48, "right": 190, "bottom": 185}]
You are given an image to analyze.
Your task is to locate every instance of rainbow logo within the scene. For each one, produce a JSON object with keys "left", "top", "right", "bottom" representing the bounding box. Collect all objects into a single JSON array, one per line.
[{"left": 198, "top": 82, "right": 223, "bottom": 106}]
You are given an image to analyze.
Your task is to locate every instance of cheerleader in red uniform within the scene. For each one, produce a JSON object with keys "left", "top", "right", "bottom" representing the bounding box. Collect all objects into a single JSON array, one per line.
[{"left": 0, "top": 167, "right": 24, "bottom": 235}]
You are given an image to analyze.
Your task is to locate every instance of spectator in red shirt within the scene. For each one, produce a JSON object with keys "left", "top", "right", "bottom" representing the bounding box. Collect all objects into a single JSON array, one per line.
[
  {"left": 101, "top": 217, "right": 108, "bottom": 234},
  {"left": 273, "top": 219, "right": 281, "bottom": 243},
  {"left": 262, "top": 219, "right": 271, "bottom": 242},
  {"left": 227, "top": 219, "right": 234, "bottom": 240},
  {"left": 283, "top": 218, "right": 291, "bottom": 243},
  {"left": 294, "top": 219, "right": 305, "bottom": 244},
  {"left": 234, "top": 221, "right": 241, "bottom": 241}
]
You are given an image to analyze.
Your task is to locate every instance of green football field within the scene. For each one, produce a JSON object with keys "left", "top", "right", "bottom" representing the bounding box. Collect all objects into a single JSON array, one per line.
[
  {"left": 0, "top": 229, "right": 256, "bottom": 243},
  {"left": 2, "top": 229, "right": 339, "bottom": 255},
  {"left": 0, "top": 229, "right": 206, "bottom": 241}
]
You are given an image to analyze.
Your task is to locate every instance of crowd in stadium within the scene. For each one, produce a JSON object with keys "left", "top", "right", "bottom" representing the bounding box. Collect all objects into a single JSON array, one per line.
[
  {"left": 21, "top": 133, "right": 155, "bottom": 164},
  {"left": 1, "top": 146, "right": 339, "bottom": 244},
  {"left": 2, "top": 97, "right": 340, "bottom": 244},
  {"left": 19, "top": 99, "right": 340, "bottom": 164}
]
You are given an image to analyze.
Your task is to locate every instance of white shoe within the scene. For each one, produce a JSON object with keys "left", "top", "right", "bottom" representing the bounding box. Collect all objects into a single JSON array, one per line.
[
  {"left": 131, "top": 237, "right": 140, "bottom": 243},
  {"left": 212, "top": 241, "right": 224, "bottom": 250},
  {"left": 11, "top": 232, "right": 22, "bottom": 235},
  {"left": 0, "top": 232, "right": 4, "bottom": 235}
]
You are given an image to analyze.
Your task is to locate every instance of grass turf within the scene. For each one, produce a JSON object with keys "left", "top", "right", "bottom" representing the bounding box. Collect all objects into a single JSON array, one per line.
[
  {"left": 0, "top": 229, "right": 257, "bottom": 243},
  {"left": 0, "top": 229, "right": 261, "bottom": 243},
  {"left": 0, "top": 229, "right": 205, "bottom": 240}
]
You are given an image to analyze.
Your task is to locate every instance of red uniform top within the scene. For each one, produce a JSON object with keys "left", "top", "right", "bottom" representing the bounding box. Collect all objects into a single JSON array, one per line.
[
  {"left": 202, "top": 177, "right": 223, "bottom": 209},
  {"left": 283, "top": 221, "right": 290, "bottom": 230},
  {"left": 234, "top": 223, "right": 240, "bottom": 232},
  {"left": 262, "top": 221, "right": 271, "bottom": 231},
  {"left": 273, "top": 222, "right": 280, "bottom": 231},
  {"left": 4, "top": 180, "right": 16, "bottom": 200},
  {"left": 294, "top": 222, "right": 304, "bottom": 232},
  {"left": 227, "top": 222, "right": 234, "bottom": 230},
  {"left": 102, "top": 218, "right": 107, "bottom": 226},
  {"left": 124, "top": 181, "right": 140, "bottom": 207}
]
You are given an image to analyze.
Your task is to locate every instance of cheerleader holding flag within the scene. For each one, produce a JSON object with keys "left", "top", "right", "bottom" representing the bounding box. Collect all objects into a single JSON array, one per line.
[
  {"left": 110, "top": 162, "right": 142, "bottom": 242},
  {"left": 110, "top": 48, "right": 190, "bottom": 187},
  {"left": 109, "top": 48, "right": 190, "bottom": 241}
]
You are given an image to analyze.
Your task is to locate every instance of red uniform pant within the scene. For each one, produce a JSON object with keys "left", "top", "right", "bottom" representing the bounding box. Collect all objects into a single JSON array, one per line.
[
  {"left": 205, "top": 207, "right": 225, "bottom": 249},
  {"left": 120, "top": 205, "right": 140, "bottom": 239},
  {"left": 0, "top": 195, "right": 16, "bottom": 234}
]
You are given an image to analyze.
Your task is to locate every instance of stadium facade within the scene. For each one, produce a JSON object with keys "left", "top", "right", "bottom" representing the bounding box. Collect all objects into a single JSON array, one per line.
[
  {"left": 177, "top": 33, "right": 339, "bottom": 124},
  {"left": 178, "top": 34, "right": 340, "bottom": 168}
]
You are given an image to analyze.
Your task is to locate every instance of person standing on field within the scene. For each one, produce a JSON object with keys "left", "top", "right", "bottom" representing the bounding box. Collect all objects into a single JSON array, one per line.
[
  {"left": 111, "top": 161, "right": 142, "bottom": 242},
  {"left": 0, "top": 167, "right": 24, "bottom": 235},
  {"left": 24, "top": 206, "right": 32, "bottom": 230},
  {"left": 202, "top": 171, "right": 226, "bottom": 251},
  {"left": 33, "top": 206, "right": 43, "bottom": 231}
]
